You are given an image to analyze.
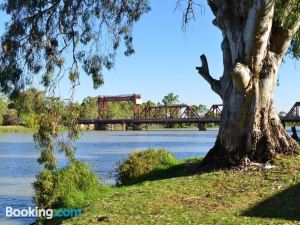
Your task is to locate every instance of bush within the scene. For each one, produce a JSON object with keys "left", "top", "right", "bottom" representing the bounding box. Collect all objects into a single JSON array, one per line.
[
  {"left": 33, "top": 161, "right": 101, "bottom": 209},
  {"left": 2, "top": 109, "right": 20, "bottom": 125},
  {"left": 116, "top": 149, "right": 178, "bottom": 184},
  {"left": 24, "top": 113, "right": 40, "bottom": 129}
]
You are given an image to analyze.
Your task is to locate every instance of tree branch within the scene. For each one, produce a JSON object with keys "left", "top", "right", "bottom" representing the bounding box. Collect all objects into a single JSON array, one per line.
[
  {"left": 270, "top": 18, "right": 300, "bottom": 59},
  {"left": 244, "top": 0, "right": 275, "bottom": 75},
  {"left": 196, "top": 54, "right": 222, "bottom": 97}
]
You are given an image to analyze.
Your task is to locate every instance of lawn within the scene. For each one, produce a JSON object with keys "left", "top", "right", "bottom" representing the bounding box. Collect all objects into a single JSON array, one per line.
[
  {"left": 63, "top": 155, "right": 300, "bottom": 225},
  {"left": 0, "top": 125, "right": 33, "bottom": 133}
]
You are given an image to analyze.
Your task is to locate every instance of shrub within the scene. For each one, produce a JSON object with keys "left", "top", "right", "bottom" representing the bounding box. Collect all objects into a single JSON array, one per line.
[
  {"left": 33, "top": 161, "right": 101, "bottom": 209},
  {"left": 116, "top": 149, "right": 178, "bottom": 184},
  {"left": 2, "top": 109, "right": 20, "bottom": 125},
  {"left": 24, "top": 113, "right": 40, "bottom": 129}
]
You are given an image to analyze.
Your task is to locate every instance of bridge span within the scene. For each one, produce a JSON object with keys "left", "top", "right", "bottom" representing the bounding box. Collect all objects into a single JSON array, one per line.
[{"left": 78, "top": 100, "right": 300, "bottom": 130}]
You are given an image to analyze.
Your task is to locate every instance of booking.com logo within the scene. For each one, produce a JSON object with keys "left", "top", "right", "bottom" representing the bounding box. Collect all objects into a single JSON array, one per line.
[{"left": 5, "top": 207, "right": 82, "bottom": 219}]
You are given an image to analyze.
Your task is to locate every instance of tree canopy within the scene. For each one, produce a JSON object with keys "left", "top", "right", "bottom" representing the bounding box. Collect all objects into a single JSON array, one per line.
[
  {"left": 273, "top": 0, "right": 300, "bottom": 59},
  {"left": 162, "top": 93, "right": 180, "bottom": 106},
  {"left": 0, "top": 0, "right": 150, "bottom": 94}
]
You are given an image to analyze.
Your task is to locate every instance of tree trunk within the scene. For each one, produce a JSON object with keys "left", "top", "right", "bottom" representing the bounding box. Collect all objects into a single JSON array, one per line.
[
  {"left": 202, "top": 62, "right": 299, "bottom": 168},
  {"left": 197, "top": 0, "right": 300, "bottom": 169}
]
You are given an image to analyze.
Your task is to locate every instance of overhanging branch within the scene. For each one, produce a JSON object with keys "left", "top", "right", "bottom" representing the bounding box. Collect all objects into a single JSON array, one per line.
[{"left": 196, "top": 54, "right": 222, "bottom": 97}]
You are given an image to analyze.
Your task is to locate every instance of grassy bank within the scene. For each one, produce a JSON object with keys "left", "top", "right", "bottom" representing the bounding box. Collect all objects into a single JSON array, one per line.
[
  {"left": 0, "top": 125, "right": 33, "bottom": 133},
  {"left": 63, "top": 155, "right": 300, "bottom": 225}
]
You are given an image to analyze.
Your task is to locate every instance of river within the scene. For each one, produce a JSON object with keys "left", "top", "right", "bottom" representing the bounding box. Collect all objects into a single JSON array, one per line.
[{"left": 0, "top": 128, "right": 218, "bottom": 225}]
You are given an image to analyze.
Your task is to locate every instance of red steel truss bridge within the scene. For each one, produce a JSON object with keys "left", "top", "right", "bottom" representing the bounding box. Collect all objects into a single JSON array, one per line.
[{"left": 78, "top": 94, "right": 300, "bottom": 130}]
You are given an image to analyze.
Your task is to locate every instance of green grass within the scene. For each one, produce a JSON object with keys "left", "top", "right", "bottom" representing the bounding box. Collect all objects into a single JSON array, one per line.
[
  {"left": 62, "top": 155, "right": 300, "bottom": 225},
  {"left": 0, "top": 125, "right": 33, "bottom": 133}
]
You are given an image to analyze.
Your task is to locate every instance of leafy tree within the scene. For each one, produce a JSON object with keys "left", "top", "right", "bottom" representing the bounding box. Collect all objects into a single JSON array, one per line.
[
  {"left": 11, "top": 88, "right": 45, "bottom": 120},
  {"left": 195, "top": 104, "right": 207, "bottom": 118},
  {"left": 24, "top": 113, "right": 40, "bottom": 129},
  {"left": 119, "top": 101, "right": 134, "bottom": 118},
  {"left": 0, "top": 0, "right": 150, "bottom": 94},
  {"left": 162, "top": 93, "right": 180, "bottom": 106},
  {"left": 141, "top": 100, "right": 157, "bottom": 118},
  {"left": 142, "top": 100, "right": 156, "bottom": 108},
  {"left": 0, "top": 95, "right": 8, "bottom": 113},
  {"left": 80, "top": 97, "right": 98, "bottom": 119},
  {"left": 0, "top": 1, "right": 150, "bottom": 208},
  {"left": 106, "top": 101, "right": 133, "bottom": 119},
  {"left": 0, "top": 95, "right": 8, "bottom": 125},
  {"left": 279, "top": 111, "right": 287, "bottom": 117}
]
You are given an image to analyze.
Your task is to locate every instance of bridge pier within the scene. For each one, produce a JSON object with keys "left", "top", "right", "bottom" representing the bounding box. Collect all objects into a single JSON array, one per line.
[{"left": 197, "top": 123, "right": 206, "bottom": 131}]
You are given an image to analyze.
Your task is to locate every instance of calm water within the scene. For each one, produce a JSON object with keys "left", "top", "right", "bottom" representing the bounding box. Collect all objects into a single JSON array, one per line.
[{"left": 0, "top": 129, "right": 218, "bottom": 225}]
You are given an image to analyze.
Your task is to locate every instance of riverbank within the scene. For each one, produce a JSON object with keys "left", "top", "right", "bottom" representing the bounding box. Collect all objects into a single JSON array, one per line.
[
  {"left": 62, "top": 155, "right": 300, "bottom": 225},
  {"left": 0, "top": 125, "right": 33, "bottom": 133}
]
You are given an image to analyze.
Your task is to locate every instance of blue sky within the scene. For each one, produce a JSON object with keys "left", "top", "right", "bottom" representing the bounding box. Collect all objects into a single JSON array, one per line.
[{"left": 1, "top": 1, "right": 299, "bottom": 112}]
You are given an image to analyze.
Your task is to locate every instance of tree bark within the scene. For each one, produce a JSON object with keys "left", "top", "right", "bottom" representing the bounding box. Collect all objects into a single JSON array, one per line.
[{"left": 197, "top": 0, "right": 300, "bottom": 169}]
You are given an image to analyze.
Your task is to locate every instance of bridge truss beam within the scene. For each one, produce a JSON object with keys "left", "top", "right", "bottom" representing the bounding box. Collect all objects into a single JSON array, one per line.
[
  {"left": 98, "top": 94, "right": 141, "bottom": 119},
  {"left": 286, "top": 102, "right": 300, "bottom": 117},
  {"left": 138, "top": 104, "right": 200, "bottom": 120}
]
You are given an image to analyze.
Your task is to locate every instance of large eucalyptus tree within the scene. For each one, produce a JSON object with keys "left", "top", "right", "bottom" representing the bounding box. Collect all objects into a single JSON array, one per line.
[{"left": 195, "top": 0, "right": 300, "bottom": 168}]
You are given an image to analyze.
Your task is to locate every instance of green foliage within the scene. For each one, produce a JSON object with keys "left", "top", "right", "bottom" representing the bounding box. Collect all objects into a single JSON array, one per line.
[
  {"left": 279, "top": 111, "right": 287, "bottom": 117},
  {"left": 289, "top": 30, "right": 300, "bottom": 59},
  {"left": 24, "top": 113, "right": 40, "bottom": 129},
  {"left": 11, "top": 88, "right": 46, "bottom": 120},
  {"left": 274, "top": 0, "right": 300, "bottom": 28},
  {"left": 195, "top": 104, "right": 207, "bottom": 117},
  {"left": 0, "top": 0, "right": 150, "bottom": 94},
  {"left": 141, "top": 100, "right": 156, "bottom": 108},
  {"left": 0, "top": 95, "right": 8, "bottom": 125},
  {"left": 115, "top": 149, "right": 178, "bottom": 185},
  {"left": 0, "top": 95, "right": 8, "bottom": 112},
  {"left": 33, "top": 161, "right": 101, "bottom": 209},
  {"left": 33, "top": 100, "right": 80, "bottom": 170},
  {"left": 162, "top": 93, "right": 180, "bottom": 106},
  {"left": 274, "top": 0, "right": 300, "bottom": 59},
  {"left": 206, "top": 123, "right": 216, "bottom": 128},
  {"left": 80, "top": 97, "right": 98, "bottom": 119},
  {"left": 106, "top": 101, "right": 134, "bottom": 119}
]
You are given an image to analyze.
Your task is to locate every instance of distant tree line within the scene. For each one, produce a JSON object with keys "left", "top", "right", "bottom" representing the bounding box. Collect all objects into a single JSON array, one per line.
[
  {"left": 2, "top": 90, "right": 296, "bottom": 130},
  {"left": 0, "top": 90, "right": 213, "bottom": 128}
]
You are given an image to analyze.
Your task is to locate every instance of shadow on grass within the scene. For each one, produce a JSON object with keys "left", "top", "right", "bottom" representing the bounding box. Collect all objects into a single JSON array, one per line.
[
  {"left": 120, "top": 160, "right": 203, "bottom": 186},
  {"left": 243, "top": 183, "right": 300, "bottom": 221}
]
